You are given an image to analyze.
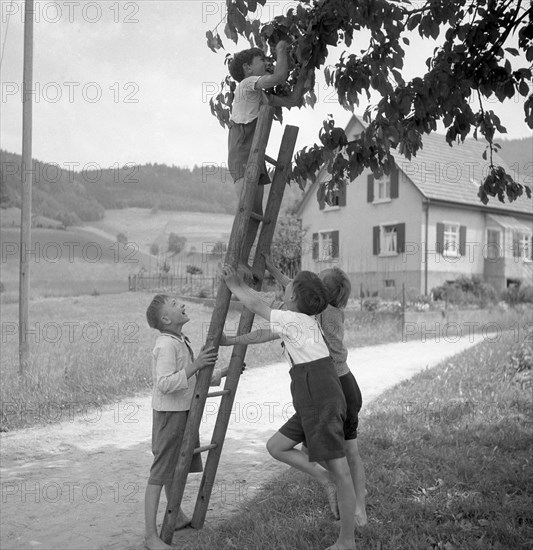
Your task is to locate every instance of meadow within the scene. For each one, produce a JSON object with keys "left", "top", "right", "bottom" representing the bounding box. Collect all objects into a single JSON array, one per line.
[
  {"left": 88, "top": 208, "right": 233, "bottom": 257},
  {"left": 0, "top": 208, "right": 233, "bottom": 301}
]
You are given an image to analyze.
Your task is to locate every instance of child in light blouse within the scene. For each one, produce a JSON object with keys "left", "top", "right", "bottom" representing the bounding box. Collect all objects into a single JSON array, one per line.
[{"left": 144, "top": 295, "right": 226, "bottom": 550}]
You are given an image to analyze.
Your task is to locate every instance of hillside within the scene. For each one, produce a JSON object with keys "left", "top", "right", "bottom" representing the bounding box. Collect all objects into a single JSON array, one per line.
[
  {"left": 0, "top": 150, "right": 239, "bottom": 222},
  {"left": 497, "top": 136, "right": 533, "bottom": 184}
]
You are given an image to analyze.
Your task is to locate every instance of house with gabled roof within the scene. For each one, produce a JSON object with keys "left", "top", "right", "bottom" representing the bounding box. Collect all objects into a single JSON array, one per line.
[{"left": 296, "top": 114, "right": 533, "bottom": 297}]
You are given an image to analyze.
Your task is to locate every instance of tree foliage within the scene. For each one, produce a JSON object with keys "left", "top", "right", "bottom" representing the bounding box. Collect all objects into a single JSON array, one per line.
[
  {"left": 186, "top": 264, "right": 204, "bottom": 275},
  {"left": 116, "top": 232, "right": 128, "bottom": 245},
  {"left": 167, "top": 233, "right": 187, "bottom": 255},
  {"left": 270, "top": 205, "right": 307, "bottom": 277},
  {"left": 207, "top": 0, "right": 533, "bottom": 205}
]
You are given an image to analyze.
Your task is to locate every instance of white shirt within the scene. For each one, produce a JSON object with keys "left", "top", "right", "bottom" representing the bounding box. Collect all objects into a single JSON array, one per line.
[
  {"left": 230, "top": 76, "right": 269, "bottom": 124},
  {"left": 269, "top": 309, "right": 330, "bottom": 365}
]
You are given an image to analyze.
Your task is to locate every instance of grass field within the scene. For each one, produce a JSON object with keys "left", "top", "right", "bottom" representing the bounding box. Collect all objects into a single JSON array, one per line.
[
  {"left": 0, "top": 208, "right": 233, "bottom": 300},
  {"left": 181, "top": 332, "right": 533, "bottom": 550},
  {"left": 87, "top": 208, "right": 233, "bottom": 257}
]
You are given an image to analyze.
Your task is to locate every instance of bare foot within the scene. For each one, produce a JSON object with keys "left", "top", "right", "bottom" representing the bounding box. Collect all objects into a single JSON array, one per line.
[
  {"left": 175, "top": 509, "right": 191, "bottom": 530},
  {"left": 354, "top": 508, "right": 367, "bottom": 527},
  {"left": 318, "top": 473, "right": 339, "bottom": 520},
  {"left": 145, "top": 534, "right": 171, "bottom": 550}
]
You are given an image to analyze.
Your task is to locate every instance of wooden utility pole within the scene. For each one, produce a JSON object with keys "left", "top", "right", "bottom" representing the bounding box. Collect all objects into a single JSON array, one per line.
[{"left": 19, "top": 0, "right": 34, "bottom": 374}]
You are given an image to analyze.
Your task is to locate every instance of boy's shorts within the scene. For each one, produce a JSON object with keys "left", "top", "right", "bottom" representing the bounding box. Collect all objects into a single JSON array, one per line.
[
  {"left": 148, "top": 410, "right": 203, "bottom": 486},
  {"left": 339, "top": 371, "right": 362, "bottom": 440},
  {"left": 279, "top": 357, "right": 347, "bottom": 463},
  {"left": 228, "top": 118, "right": 270, "bottom": 186}
]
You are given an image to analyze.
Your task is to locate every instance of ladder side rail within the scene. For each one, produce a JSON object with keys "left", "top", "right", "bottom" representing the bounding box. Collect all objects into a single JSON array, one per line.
[
  {"left": 160, "top": 106, "right": 275, "bottom": 544},
  {"left": 191, "top": 124, "right": 300, "bottom": 527}
]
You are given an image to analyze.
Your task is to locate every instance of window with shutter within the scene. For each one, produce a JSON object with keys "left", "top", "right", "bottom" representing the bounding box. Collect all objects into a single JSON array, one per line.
[
  {"left": 515, "top": 232, "right": 533, "bottom": 262},
  {"left": 374, "top": 176, "right": 391, "bottom": 202},
  {"left": 440, "top": 222, "right": 462, "bottom": 257},
  {"left": 320, "top": 183, "right": 347, "bottom": 210},
  {"left": 315, "top": 230, "right": 340, "bottom": 260},
  {"left": 374, "top": 223, "right": 406, "bottom": 256},
  {"left": 370, "top": 169, "right": 398, "bottom": 203}
]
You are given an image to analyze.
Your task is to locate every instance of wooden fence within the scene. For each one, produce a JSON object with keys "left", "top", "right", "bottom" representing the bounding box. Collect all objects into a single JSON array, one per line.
[{"left": 128, "top": 274, "right": 217, "bottom": 298}]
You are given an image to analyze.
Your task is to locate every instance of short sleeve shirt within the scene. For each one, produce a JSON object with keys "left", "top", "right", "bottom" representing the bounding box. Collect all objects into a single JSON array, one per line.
[
  {"left": 230, "top": 76, "right": 269, "bottom": 124},
  {"left": 270, "top": 309, "right": 330, "bottom": 365}
]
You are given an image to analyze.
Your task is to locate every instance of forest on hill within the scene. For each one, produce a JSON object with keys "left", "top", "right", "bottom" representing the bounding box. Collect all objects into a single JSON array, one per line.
[{"left": 0, "top": 150, "right": 238, "bottom": 225}]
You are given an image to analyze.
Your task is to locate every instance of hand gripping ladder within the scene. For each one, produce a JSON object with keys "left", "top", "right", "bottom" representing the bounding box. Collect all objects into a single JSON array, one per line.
[{"left": 160, "top": 105, "right": 299, "bottom": 543}]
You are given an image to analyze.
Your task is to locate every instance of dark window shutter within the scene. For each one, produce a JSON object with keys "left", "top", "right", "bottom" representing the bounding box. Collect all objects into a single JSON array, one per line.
[
  {"left": 512, "top": 232, "right": 520, "bottom": 258},
  {"left": 338, "top": 184, "right": 346, "bottom": 207},
  {"left": 331, "top": 231, "right": 339, "bottom": 258},
  {"left": 367, "top": 174, "right": 374, "bottom": 202},
  {"left": 459, "top": 225, "right": 467, "bottom": 256},
  {"left": 373, "top": 226, "right": 380, "bottom": 255},
  {"left": 312, "top": 233, "right": 319, "bottom": 260},
  {"left": 317, "top": 184, "right": 325, "bottom": 210},
  {"left": 396, "top": 223, "right": 406, "bottom": 253},
  {"left": 436, "top": 222, "right": 444, "bottom": 255},
  {"left": 391, "top": 165, "right": 399, "bottom": 199}
]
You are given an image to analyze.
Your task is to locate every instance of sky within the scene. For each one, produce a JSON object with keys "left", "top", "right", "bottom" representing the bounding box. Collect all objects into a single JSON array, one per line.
[{"left": 1, "top": 0, "right": 531, "bottom": 174}]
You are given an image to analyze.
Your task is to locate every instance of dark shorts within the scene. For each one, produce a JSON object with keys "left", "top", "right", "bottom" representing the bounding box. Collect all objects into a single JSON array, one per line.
[
  {"left": 148, "top": 410, "right": 203, "bottom": 486},
  {"left": 339, "top": 371, "right": 362, "bottom": 440},
  {"left": 279, "top": 357, "right": 347, "bottom": 463},
  {"left": 228, "top": 118, "right": 270, "bottom": 186}
]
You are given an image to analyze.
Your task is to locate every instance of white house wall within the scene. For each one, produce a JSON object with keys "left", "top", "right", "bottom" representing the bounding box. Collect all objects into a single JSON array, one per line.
[{"left": 300, "top": 167, "right": 424, "bottom": 299}]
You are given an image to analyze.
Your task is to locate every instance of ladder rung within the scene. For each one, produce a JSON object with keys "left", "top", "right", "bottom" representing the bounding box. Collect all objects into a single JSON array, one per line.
[
  {"left": 250, "top": 212, "right": 264, "bottom": 222},
  {"left": 193, "top": 443, "right": 217, "bottom": 455},
  {"left": 264, "top": 154, "right": 278, "bottom": 167},
  {"left": 206, "top": 389, "right": 231, "bottom": 398}
]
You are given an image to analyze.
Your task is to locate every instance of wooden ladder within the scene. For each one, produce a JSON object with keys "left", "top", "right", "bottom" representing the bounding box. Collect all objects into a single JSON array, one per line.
[{"left": 160, "top": 105, "right": 299, "bottom": 544}]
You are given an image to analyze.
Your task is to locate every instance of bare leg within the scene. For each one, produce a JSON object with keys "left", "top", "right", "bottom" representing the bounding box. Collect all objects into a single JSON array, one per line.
[
  {"left": 144, "top": 484, "right": 171, "bottom": 550},
  {"left": 267, "top": 432, "right": 339, "bottom": 518},
  {"left": 324, "top": 457, "right": 356, "bottom": 550},
  {"left": 300, "top": 443, "right": 339, "bottom": 518},
  {"left": 344, "top": 439, "right": 367, "bottom": 526}
]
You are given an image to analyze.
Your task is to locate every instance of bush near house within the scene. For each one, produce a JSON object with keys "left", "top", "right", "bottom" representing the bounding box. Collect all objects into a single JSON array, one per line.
[
  {"left": 432, "top": 276, "right": 497, "bottom": 308},
  {"left": 501, "top": 284, "right": 533, "bottom": 305}
]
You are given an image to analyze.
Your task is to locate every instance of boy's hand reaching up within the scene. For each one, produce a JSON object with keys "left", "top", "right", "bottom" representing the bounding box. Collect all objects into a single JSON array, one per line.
[
  {"left": 222, "top": 265, "right": 243, "bottom": 290},
  {"left": 275, "top": 40, "right": 288, "bottom": 53}
]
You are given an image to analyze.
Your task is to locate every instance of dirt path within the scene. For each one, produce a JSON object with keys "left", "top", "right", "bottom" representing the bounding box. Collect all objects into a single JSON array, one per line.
[{"left": 0, "top": 335, "right": 485, "bottom": 550}]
